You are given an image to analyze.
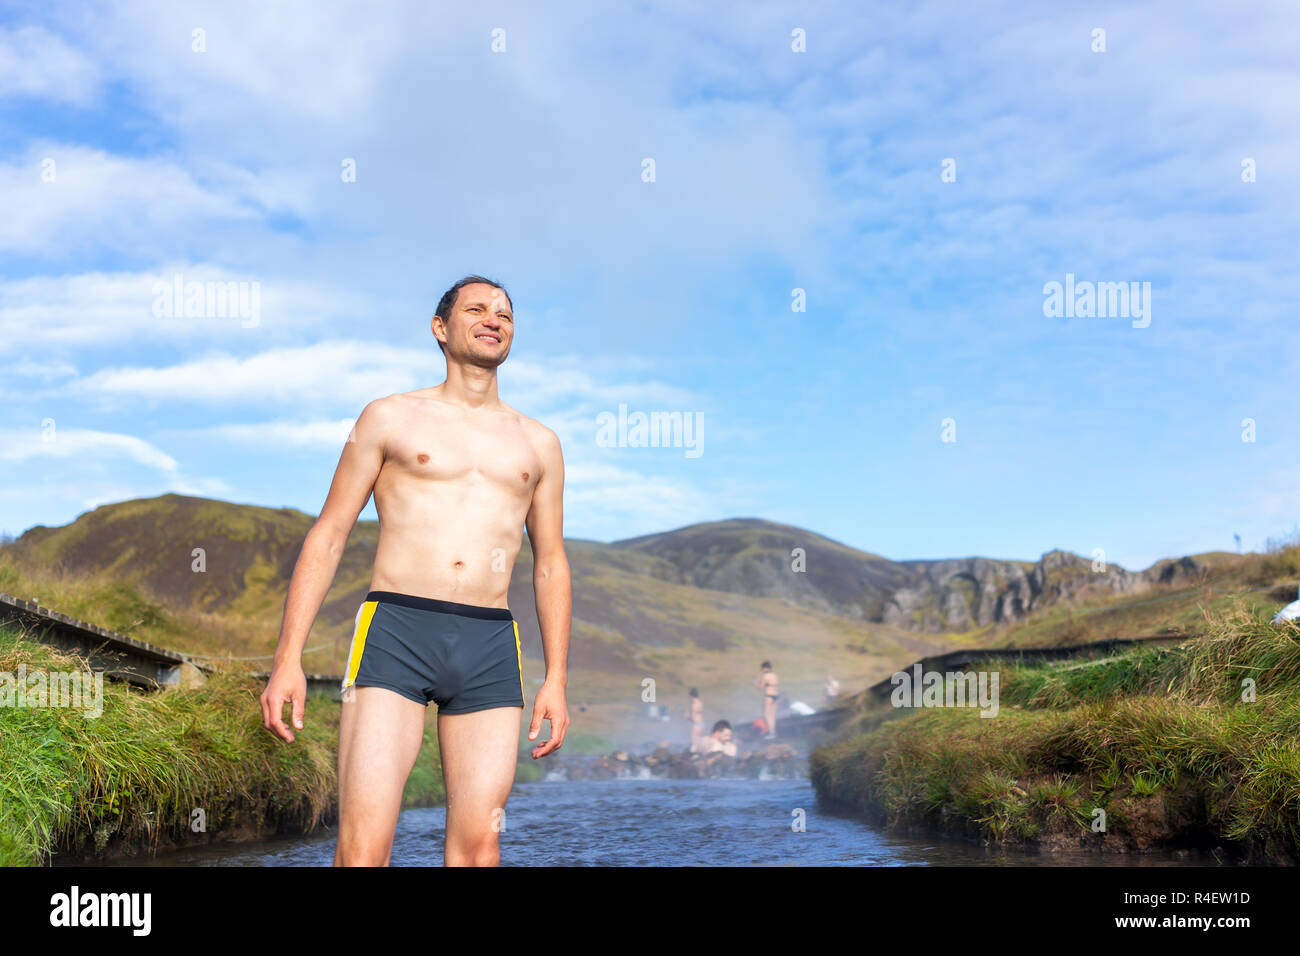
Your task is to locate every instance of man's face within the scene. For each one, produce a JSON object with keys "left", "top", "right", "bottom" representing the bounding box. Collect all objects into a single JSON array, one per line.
[
  {"left": 435, "top": 283, "right": 514, "bottom": 367},
  {"left": 716, "top": 728, "right": 732, "bottom": 744}
]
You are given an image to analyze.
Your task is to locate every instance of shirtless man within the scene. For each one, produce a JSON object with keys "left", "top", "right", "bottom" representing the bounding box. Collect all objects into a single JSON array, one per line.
[
  {"left": 259, "top": 275, "right": 571, "bottom": 867},
  {"left": 692, "top": 720, "right": 737, "bottom": 757},
  {"left": 754, "top": 661, "right": 778, "bottom": 739}
]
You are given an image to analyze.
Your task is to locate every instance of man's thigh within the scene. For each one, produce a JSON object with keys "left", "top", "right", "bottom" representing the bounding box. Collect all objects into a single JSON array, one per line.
[
  {"left": 336, "top": 685, "right": 427, "bottom": 863},
  {"left": 437, "top": 705, "right": 523, "bottom": 854}
]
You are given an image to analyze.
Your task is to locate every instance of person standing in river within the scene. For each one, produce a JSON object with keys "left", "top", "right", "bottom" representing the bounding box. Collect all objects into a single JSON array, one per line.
[
  {"left": 755, "top": 661, "right": 779, "bottom": 739},
  {"left": 685, "top": 687, "right": 704, "bottom": 750},
  {"left": 259, "top": 275, "right": 571, "bottom": 867},
  {"left": 824, "top": 672, "right": 840, "bottom": 702}
]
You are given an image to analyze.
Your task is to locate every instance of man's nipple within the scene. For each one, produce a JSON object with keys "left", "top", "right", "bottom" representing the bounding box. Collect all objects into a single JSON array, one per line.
[{"left": 417, "top": 453, "right": 430, "bottom": 464}]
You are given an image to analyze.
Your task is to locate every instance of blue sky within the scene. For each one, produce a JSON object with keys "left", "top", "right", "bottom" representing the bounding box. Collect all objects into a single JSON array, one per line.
[{"left": 1, "top": 0, "right": 1297, "bottom": 571}]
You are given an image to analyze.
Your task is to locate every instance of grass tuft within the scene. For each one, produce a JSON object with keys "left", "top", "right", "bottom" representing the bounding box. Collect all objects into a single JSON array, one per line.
[
  {"left": 811, "top": 601, "right": 1300, "bottom": 860},
  {"left": 0, "top": 624, "right": 445, "bottom": 865}
]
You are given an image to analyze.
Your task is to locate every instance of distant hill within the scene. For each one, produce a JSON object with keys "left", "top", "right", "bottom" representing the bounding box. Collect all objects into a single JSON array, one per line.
[
  {"left": 3, "top": 494, "right": 1267, "bottom": 727},
  {"left": 613, "top": 518, "right": 917, "bottom": 620},
  {"left": 0, "top": 496, "right": 943, "bottom": 717},
  {"left": 613, "top": 519, "right": 1210, "bottom": 633}
]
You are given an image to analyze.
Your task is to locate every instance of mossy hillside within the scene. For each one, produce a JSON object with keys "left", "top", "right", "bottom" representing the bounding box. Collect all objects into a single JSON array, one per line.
[{"left": 810, "top": 605, "right": 1300, "bottom": 861}]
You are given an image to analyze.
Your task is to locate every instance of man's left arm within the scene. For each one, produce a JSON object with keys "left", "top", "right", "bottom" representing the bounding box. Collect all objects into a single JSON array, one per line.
[{"left": 523, "top": 425, "right": 571, "bottom": 758}]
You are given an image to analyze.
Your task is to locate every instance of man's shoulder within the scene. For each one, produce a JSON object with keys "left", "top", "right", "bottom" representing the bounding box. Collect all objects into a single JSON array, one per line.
[
  {"left": 506, "top": 407, "right": 562, "bottom": 450},
  {"left": 360, "top": 389, "right": 438, "bottom": 419},
  {"left": 351, "top": 392, "right": 432, "bottom": 446},
  {"left": 376, "top": 386, "right": 442, "bottom": 405},
  {"left": 351, "top": 393, "right": 396, "bottom": 431},
  {"left": 361, "top": 391, "right": 407, "bottom": 414}
]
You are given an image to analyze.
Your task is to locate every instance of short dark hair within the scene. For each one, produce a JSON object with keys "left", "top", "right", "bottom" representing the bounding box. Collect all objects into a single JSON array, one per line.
[
  {"left": 711, "top": 720, "right": 731, "bottom": 734},
  {"left": 760, "top": 661, "right": 771, "bottom": 670},
  {"left": 433, "top": 275, "right": 513, "bottom": 353}
]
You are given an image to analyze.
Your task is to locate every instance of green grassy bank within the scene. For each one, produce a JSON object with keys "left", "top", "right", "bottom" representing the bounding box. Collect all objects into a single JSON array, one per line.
[
  {"left": 0, "top": 625, "right": 449, "bottom": 866},
  {"left": 810, "top": 604, "right": 1300, "bottom": 862}
]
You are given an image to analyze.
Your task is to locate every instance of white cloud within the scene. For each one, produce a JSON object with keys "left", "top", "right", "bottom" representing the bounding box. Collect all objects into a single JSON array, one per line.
[
  {"left": 502, "top": 361, "right": 699, "bottom": 421},
  {"left": 0, "top": 426, "right": 178, "bottom": 472},
  {"left": 70, "top": 340, "right": 707, "bottom": 421},
  {"left": 0, "top": 144, "right": 262, "bottom": 257},
  {"left": 74, "top": 340, "right": 434, "bottom": 407},
  {"left": 5, "top": 1, "right": 841, "bottom": 290},
  {"left": 0, "top": 267, "right": 372, "bottom": 353},
  {"left": 77, "top": 0, "right": 406, "bottom": 124},
  {"left": 8, "top": 357, "right": 77, "bottom": 380},
  {"left": 0, "top": 25, "right": 101, "bottom": 105},
  {"left": 563, "top": 461, "right": 716, "bottom": 538},
  {"left": 196, "top": 418, "right": 356, "bottom": 449}
]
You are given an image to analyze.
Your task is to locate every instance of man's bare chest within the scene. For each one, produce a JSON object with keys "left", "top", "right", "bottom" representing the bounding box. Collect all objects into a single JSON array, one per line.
[{"left": 383, "top": 421, "right": 542, "bottom": 492}]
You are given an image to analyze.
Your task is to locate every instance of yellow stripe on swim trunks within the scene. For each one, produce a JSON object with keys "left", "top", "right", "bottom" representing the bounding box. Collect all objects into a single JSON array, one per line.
[
  {"left": 513, "top": 620, "right": 524, "bottom": 700},
  {"left": 342, "top": 600, "right": 379, "bottom": 690}
]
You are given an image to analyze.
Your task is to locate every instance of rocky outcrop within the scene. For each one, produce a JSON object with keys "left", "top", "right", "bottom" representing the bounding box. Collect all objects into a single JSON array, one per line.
[
  {"left": 1139, "top": 556, "right": 1207, "bottom": 588},
  {"left": 616, "top": 518, "right": 1210, "bottom": 636},
  {"left": 882, "top": 551, "right": 1161, "bottom": 634}
]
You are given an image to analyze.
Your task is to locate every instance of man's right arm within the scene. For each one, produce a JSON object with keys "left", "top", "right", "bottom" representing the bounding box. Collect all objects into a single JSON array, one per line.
[{"left": 259, "top": 398, "right": 390, "bottom": 742}]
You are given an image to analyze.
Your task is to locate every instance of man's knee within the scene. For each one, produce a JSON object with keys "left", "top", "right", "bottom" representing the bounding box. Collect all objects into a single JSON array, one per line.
[
  {"left": 335, "top": 836, "right": 391, "bottom": 867},
  {"left": 446, "top": 847, "right": 499, "bottom": 867},
  {"left": 446, "top": 830, "right": 501, "bottom": 867},
  {"left": 471, "top": 843, "right": 500, "bottom": 866}
]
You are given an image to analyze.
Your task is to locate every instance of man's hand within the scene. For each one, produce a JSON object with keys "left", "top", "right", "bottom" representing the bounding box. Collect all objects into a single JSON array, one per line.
[
  {"left": 260, "top": 663, "right": 307, "bottom": 742},
  {"left": 527, "top": 679, "right": 569, "bottom": 758}
]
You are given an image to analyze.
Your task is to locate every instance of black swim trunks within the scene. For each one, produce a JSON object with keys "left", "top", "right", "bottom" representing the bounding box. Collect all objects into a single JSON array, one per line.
[{"left": 341, "top": 591, "right": 524, "bottom": 714}]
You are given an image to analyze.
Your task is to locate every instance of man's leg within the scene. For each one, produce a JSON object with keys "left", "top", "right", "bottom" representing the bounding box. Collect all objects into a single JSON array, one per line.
[
  {"left": 438, "top": 705, "right": 523, "bottom": 866},
  {"left": 335, "top": 685, "right": 427, "bottom": 866}
]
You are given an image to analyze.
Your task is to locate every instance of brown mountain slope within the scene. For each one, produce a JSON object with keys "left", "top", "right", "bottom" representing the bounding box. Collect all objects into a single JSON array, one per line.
[
  {"left": 0, "top": 495, "right": 943, "bottom": 716},
  {"left": 6, "top": 494, "right": 1254, "bottom": 727},
  {"left": 613, "top": 519, "right": 920, "bottom": 620},
  {"left": 615, "top": 519, "right": 1208, "bottom": 633}
]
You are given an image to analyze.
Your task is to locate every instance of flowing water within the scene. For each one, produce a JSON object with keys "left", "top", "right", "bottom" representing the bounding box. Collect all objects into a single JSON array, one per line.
[{"left": 89, "top": 774, "right": 1221, "bottom": 866}]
